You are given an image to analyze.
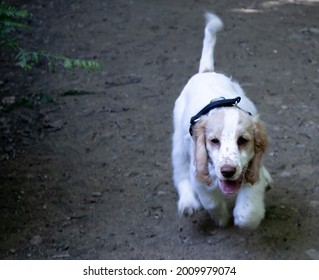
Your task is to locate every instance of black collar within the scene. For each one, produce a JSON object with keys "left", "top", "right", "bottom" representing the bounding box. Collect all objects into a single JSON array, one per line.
[{"left": 189, "top": 96, "right": 251, "bottom": 135}]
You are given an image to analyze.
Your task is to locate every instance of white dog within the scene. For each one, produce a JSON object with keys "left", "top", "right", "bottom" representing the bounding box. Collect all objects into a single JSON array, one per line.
[{"left": 172, "top": 13, "right": 273, "bottom": 229}]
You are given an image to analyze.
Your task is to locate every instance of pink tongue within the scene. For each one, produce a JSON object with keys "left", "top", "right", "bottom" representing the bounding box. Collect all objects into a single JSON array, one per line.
[{"left": 220, "top": 180, "right": 241, "bottom": 194}]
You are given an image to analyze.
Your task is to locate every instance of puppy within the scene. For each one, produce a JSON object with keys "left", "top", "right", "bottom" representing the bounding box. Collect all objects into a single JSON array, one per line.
[{"left": 172, "top": 13, "right": 272, "bottom": 229}]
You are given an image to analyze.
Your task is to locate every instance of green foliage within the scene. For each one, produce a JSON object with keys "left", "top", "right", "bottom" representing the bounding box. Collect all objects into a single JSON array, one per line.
[
  {"left": 0, "top": 2, "right": 29, "bottom": 49},
  {"left": 15, "top": 49, "right": 102, "bottom": 72},
  {"left": 2, "top": 92, "right": 55, "bottom": 111},
  {"left": 0, "top": 2, "right": 101, "bottom": 72}
]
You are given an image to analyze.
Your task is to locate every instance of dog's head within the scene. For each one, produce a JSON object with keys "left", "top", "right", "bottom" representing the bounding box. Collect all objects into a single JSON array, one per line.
[{"left": 192, "top": 107, "right": 268, "bottom": 194}]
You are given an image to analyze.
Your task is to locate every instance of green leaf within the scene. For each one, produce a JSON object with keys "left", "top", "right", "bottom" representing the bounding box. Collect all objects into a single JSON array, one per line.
[
  {"left": 1, "top": 3, "right": 101, "bottom": 73},
  {"left": 63, "top": 58, "right": 73, "bottom": 69},
  {"left": 31, "top": 52, "right": 39, "bottom": 63},
  {"left": 0, "top": 3, "right": 29, "bottom": 19},
  {"left": 48, "top": 60, "right": 56, "bottom": 72}
]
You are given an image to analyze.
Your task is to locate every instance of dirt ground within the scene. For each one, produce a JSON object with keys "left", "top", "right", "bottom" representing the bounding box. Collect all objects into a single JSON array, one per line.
[{"left": 1, "top": 0, "right": 319, "bottom": 260}]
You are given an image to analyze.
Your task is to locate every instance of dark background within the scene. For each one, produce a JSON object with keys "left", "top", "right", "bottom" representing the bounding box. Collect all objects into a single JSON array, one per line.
[{"left": 1, "top": 0, "right": 318, "bottom": 259}]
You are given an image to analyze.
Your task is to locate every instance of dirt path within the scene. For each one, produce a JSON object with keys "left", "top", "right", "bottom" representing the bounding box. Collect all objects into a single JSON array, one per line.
[{"left": 1, "top": 0, "right": 319, "bottom": 259}]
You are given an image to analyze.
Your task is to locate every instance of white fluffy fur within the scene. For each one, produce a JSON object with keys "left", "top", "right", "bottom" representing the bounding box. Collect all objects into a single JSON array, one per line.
[{"left": 172, "top": 13, "right": 273, "bottom": 230}]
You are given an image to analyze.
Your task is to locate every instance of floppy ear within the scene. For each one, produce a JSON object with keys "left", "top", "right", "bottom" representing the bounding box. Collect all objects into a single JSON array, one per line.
[
  {"left": 193, "top": 120, "right": 213, "bottom": 185},
  {"left": 245, "top": 117, "right": 268, "bottom": 185}
]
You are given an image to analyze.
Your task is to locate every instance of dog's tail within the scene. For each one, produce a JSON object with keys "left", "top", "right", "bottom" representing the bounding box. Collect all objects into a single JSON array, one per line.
[{"left": 198, "top": 12, "right": 223, "bottom": 73}]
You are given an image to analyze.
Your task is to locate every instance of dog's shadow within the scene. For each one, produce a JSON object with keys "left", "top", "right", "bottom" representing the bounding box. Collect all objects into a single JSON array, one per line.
[
  {"left": 189, "top": 201, "right": 309, "bottom": 259},
  {"left": 193, "top": 210, "right": 235, "bottom": 235}
]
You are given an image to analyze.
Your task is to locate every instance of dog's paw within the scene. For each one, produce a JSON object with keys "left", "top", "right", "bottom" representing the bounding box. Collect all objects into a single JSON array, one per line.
[
  {"left": 207, "top": 203, "right": 230, "bottom": 228},
  {"left": 233, "top": 206, "right": 265, "bottom": 230},
  {"left": 211, "top": 213, "right": 230, "bottom": 228},
  {"left": 178, "top": 194, "right": 201, "bottom": 217}
]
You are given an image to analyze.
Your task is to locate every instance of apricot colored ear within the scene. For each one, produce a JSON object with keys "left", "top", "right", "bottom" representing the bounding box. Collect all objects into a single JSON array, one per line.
[
  {"left": 193, "top": 120, "right": 212, "bottom": 185},
  {"left": 245, "top": 118, "right": 268, "bottom": 185}
]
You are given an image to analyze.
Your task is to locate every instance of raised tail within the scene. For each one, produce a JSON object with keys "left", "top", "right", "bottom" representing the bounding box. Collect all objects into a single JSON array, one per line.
[{"left": 198, "top": 12, "right": 223, "bottom": 73}]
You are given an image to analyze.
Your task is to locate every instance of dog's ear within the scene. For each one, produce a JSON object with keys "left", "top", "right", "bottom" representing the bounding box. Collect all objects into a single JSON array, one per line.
[
  {"left": 193, "top": 119, "right": 213, "bottom": 185},
  {"left": 245, "top": 117, "right": 268, "bottom": 185}
]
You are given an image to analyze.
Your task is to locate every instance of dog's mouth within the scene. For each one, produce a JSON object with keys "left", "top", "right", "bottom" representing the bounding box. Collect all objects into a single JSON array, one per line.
[{"left": 219, "top": 175, "right": 243, "bottom": 194}]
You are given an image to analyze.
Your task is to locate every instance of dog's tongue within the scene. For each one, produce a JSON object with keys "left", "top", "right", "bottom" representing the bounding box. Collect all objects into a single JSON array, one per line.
[{"left": 220, "top": 179, "right": 241, "bottom": 194}]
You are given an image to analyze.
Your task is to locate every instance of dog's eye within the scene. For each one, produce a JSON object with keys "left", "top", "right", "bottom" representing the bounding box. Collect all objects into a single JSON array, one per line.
[
  {"left": 237, "top": 136, "right": 248, "bottom": 146},
  {"left": 210, "top": 138, "right": 220, "bottom": 145}
]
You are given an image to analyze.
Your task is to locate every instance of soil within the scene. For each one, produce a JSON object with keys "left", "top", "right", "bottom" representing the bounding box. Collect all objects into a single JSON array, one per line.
[{"left": 1, "top": 0, "right": 319, "bottom": 260}]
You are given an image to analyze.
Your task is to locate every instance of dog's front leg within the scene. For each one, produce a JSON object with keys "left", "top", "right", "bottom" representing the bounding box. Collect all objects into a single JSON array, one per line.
[
  {"left": 233, "top": 181, "right": 267, "bottom": 230},
  {"left": 194, "top": 181, "right": 230, "bottom": 227}
]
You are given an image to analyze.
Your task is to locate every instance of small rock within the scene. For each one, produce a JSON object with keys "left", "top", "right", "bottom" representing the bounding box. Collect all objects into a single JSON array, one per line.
[
  {"left": 157, "top": 191, "right": 166, "bottom": 196},
  {"left": 52, "top": 253, "right": 70, "bottom": 259},
  {"left": 61, "top": 220, "right": 72, "bottom": 227},
  {"left": 2, "top": 96, "right": 16, "bottom": 105},
  {"left": 30, "top": 235, "right": 43, "bottom": 246},
  {"left": 44, "top": 119, "right": 65, "bottom": 130},
  {"left": 295, "top": 143, "right": 305, "bottom": 149},
  {"left": 301, "top": 27, "right": 319, "bottom": 35},
  {"left": 305, "top": 248, "right": 319, "bottom": 260},
  {"left": 309, "top": 201, "right": 319, "bottom": 208},
  {"left": 9, "top": 248, "right": 16, "bottom": 254},
  {"left": 280, "top": 171, "right": 291, "bottom": 177},
  {"left": 92, "top": 192, "right": 102, "bottom": 197}
]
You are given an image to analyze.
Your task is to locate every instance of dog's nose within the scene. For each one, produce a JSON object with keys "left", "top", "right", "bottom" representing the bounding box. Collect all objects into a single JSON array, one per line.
[{"left": 221, "top": 165, "right": 237, "bottom": 178}]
